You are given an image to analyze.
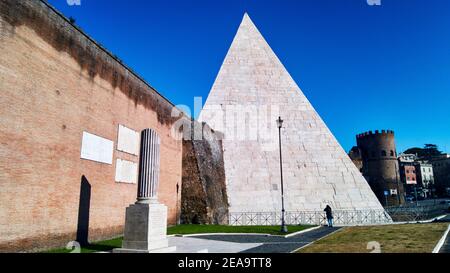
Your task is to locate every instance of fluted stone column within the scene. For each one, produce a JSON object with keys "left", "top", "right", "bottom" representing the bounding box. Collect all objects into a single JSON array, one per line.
[
  {"left": 137, "top": 129, "right": 160, "bottom": 204},
  {"left": 114, "top": 128, "right": 175, "bottom": 253}
]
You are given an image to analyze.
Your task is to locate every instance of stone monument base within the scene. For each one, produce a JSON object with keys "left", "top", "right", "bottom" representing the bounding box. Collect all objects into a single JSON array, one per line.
[
  {"left": 113, "top": 246, "right": 176, "bottom": 253},
  {"left": 113, "top": 202, "right": 176, "bottom": 253}
]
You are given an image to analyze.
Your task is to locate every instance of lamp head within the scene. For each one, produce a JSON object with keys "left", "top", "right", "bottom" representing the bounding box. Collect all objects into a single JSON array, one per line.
[{"left": 276, "top": 116, "right": 284, "bottom": 128}]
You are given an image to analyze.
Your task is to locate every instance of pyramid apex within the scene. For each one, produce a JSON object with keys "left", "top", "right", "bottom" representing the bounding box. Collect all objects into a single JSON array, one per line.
[
  {"left": 239, "top": 12, "right": 259, "bottom": 33},
  {"left": 242, "top": 12, "right": 253, "bottom": 23}
]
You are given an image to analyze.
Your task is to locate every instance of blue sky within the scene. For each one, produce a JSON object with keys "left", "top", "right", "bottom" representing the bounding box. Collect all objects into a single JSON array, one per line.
[{"left": 48, "top": 0, "right": 450, "bottom": 153}]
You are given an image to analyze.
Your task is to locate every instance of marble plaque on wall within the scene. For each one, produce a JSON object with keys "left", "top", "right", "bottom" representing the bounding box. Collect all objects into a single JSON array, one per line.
[
  {"left": 117, "top": 125, "right": 140, "bottom": 156},
  {"left": 115, "top": 159, "right": 138, "bottom": 184},
  {"left": 80, "top": 132, "right": 114, "bottom": 164}
]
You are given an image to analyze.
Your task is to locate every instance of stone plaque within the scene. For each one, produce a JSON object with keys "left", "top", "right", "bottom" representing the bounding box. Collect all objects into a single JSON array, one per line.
[
  {"left": 115, "top": 159, "right": 138, "bottom": 184},
  {"left": 117, "top": 125, "right": 140, "bottom": 156},
  {"left": 80, "top": 132, "right": 114, "bottom": 164}
]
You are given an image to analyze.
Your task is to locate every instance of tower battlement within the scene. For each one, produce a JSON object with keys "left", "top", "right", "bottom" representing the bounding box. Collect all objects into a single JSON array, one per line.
[{"left": 357, "top": 130, "right": 395, "bottom": 140}]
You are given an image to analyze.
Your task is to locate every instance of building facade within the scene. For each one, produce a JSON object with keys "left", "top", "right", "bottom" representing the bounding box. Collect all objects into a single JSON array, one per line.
[
  {"left": 415, "top": 162, "right": 434, "bottom": 198},
  {"left": 398, "top": 163, "right": 418, "bottom": 198},
  {"left": 430, "top": 155, "right": 450, "bottom": 197},
  {"left": 398, "top": 153, "right": 417, "bottom": 197},
  {"left": 398, "top": 153, "right": 417, "bottom": 163}
]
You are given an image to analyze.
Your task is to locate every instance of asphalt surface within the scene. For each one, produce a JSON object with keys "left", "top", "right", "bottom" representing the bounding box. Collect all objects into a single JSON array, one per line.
[
  {"left": 191, "top": 226, "right": 341, "bottom": 253},
  {"left": 436, "top": 215, "right": 450, "bottom": 253},
  {"left": 440, "top": 234, "right": 450, "bottom": 253}
]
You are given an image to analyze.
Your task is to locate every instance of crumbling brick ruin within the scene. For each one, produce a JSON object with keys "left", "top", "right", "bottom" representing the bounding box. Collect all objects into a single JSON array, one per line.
[{"left": 181, "top": 122, "right": 229, "bottom": 225}]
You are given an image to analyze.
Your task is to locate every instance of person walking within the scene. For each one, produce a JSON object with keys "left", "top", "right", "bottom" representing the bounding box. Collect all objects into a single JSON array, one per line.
[{"left": 324, "top": 205, "right": 334, "bottom": 227}]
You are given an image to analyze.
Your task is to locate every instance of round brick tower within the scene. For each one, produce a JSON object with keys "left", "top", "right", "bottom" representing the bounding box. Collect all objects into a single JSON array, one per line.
[{"left": 356, "top": 130, "right": 405, "bottom": 206}]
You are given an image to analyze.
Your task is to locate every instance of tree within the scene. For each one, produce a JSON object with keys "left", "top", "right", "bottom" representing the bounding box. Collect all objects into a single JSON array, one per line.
[{"left": 404, "top": 144, "right": 443, "bottom": 159}]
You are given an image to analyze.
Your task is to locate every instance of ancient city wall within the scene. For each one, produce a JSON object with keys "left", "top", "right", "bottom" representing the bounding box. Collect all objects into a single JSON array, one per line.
[
  {"left": 181, "top": 122, "right": 228, "bottom": 225},
  {"left": 356, "top": 130, "right": 405, "bottom": 206},
  {"left": 0, "top": 0, "right": 184, "bottom": 252}
]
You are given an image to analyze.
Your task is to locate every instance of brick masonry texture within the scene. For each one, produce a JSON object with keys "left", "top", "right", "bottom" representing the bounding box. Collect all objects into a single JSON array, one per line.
[
  {"left": 0, "top": 0, "right": 183, "bottom": 252},
  {"left": 200, "top": 14, "right": 386, "bottom": 214},
  {"left": 356, "top": 131, "right": 405, "bottom": 206},
  {"left": 181, "top": 122, "right": 229, "bottom": 225}
]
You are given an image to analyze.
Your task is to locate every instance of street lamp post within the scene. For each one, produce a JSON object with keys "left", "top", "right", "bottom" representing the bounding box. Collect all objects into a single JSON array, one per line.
[{"left": 277, "top": 117, "right": 288, "bottom": 233}]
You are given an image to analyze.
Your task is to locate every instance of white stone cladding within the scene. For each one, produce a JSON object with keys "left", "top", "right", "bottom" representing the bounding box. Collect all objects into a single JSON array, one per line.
[{"left": 199, "top": 14, "right": 386, "bottom": 215}]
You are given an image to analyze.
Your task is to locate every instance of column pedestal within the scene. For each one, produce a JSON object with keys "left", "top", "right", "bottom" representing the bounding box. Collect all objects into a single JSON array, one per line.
[
  {"left": 113, "top": 129, "right": 174, "bottom": 253},
  {"left": 113, "top": 203, "right": 176, "bottom": 253}
]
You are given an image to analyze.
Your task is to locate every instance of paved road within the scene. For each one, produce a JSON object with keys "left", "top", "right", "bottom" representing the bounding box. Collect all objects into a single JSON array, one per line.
[
  {"left": 439, "top": 234, "right": 450, "bottom": 253},
  {"left": 191, "top": 226, "right": 341, "bottom": 253},
  {"left": 437, "top": 215, "right": 450, "bottom": 253}
]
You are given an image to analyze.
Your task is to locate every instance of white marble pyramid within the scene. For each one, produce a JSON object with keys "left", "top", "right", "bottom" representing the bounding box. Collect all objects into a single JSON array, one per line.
[{"left": 199, "top": 14, "right": 388, "bottom": 222}]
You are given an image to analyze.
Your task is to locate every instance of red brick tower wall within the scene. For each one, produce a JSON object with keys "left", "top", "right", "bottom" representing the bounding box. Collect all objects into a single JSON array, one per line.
[
  {"left": 356, "top": 130, "right": 405, "bottom": 206},
  {"left": 0, "top": 0, "right": 183, "bottom": 252}
]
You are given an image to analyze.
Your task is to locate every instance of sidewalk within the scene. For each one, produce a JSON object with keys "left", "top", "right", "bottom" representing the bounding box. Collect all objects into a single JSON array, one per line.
[
  {"left": 180, "top": 226, "right": 340, "bottom": 253},
  {"left": 168, "top": 236, "right": 262, "bottom": 253}
]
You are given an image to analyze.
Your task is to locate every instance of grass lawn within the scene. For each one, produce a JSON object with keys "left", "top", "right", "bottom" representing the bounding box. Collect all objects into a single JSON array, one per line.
[
  {"left": 298, "top": 223, "right": 449, "bottom": 253},
  {"left": 46, "top": 237, "right": 123, "bottom": 254},
  {"left": 45, "top": 224, "right": 314, "bottom": 253}
]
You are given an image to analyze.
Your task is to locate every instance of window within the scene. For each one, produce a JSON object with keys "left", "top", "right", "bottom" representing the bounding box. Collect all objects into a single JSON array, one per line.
[
  {"left": 390, "top": 150, "right": 395, "bottom": 157},
  {"left": 381, "top": 150, "right": 387, "bottom": 157}
]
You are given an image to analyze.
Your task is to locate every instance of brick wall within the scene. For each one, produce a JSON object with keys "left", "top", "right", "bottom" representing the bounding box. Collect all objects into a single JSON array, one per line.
[{"left": 0, "top": 0, "right": 182, "bottom": 252}]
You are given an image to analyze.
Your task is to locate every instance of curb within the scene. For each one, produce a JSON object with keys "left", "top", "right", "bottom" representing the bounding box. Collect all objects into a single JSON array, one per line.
[
  {"left": 170, "top": 226, "right": 320, "bottom": 238},
  {"left": 430, "top": 214, "right": 449, "bottom": 222},
  {"left": 394, "top": 214, "right": 448, "bottom": 225},
  {"left": 432, "top": 223, "right": 450, "bottom": 253},
  {"left": 178, "top": 232, "right": 272, "bottom": 237},
  {"left": 284, "top": 226, "right": 321, "bottom": 238},
  {"left": 330, "top": 214, "right": 448, "bottom": 227}
]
